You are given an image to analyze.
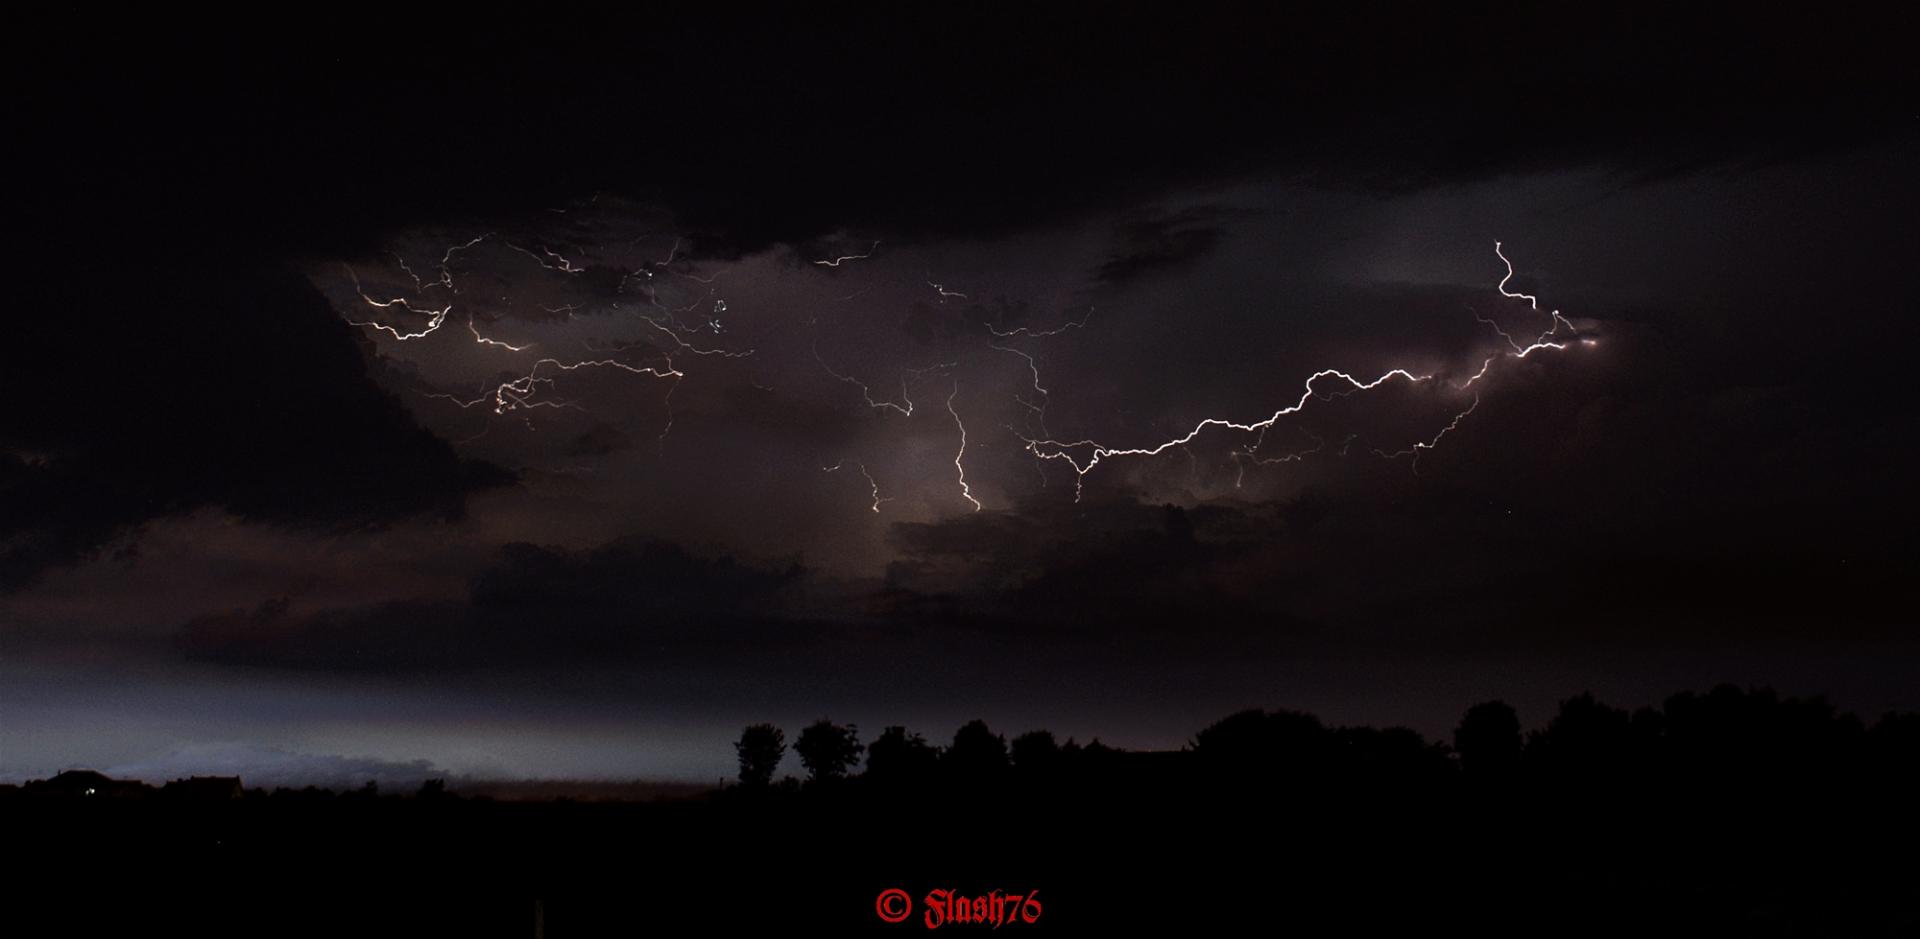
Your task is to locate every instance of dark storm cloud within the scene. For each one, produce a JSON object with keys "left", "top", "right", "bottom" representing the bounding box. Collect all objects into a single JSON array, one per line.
[
  {"left": 861, "top": 234, "right": 1920, "bottom": 649},
  {"left": 875, "top": 471, "right": 1911, "bottom": 654},
  {"left": 5, "top": 4, "right": 1918, "bottom": 788},
  {"left": 176, "top": 539, "right": 811, "bottom": 673},
  {"left": 9, "top": 6, "right": 1909, "bottom": 592},
  {"left": 564, "top": 422, "right": 633, "bottom": 459},
  {"left": 16, "top": 7, "right": 1911, "bottom": 260},
  {"left": 877, "top": 499, "right": 1282, "bottom": 635},
  {"left": 169, "top": 476, "right": 1876, "bottom": 680},
  {"left": 0, "top": 266, "right": 511, "bottom": 590},
  {"left": 1094, "top": 206, "right": 1246, "bottom": 285}
]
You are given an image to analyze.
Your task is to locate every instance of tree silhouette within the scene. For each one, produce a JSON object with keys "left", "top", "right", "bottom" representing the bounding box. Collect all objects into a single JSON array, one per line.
[
  {"left": 1192, "top": 707, "right": 1333, "bottom": 787},
  {"left": 794, "top": 719, "right": 864, "bottom": 783},
  {"left": 1010, "top": 729, "right": 1061, "bottom": 772},
  {"left": 734, "top": 723, "right": 786, "bottom": 787},
  {"left": 945, "top": 719, "right": 1009, "bottom": 777},
  {"left": 1869, "top": 710, "right": 1920, "bottom": 791},
  {"left": 1333, "top": 725, "right": 1450, "bottom": 783},
  {"left": 1192, "top": 708, "right": 1270, "bottom": 756},
  {"left": 1455, "top": 700, "right": 1523, "bottom": 779},
  {"left": 1527, "top": 692, "right": 1632, "bottom": 781},
  {"left": 866, "top": 725, "right": 939, "bottom": 784}
]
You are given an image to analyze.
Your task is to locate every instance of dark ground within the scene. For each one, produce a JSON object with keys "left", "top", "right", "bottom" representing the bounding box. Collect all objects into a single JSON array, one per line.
[{"left": 13, "top": 730, "right": 1919, "bottom": 936}]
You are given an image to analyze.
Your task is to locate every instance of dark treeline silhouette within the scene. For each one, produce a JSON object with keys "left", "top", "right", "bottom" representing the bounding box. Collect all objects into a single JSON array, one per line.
[
  {"left": 0, "top": 771, "right": 448, "bottom": 803},
  {"left": 721, "top": 684, "right": 1920, "bottom": 802},
  {"left": 8, "top": 685, "right": 1918, "bottom": 936}
]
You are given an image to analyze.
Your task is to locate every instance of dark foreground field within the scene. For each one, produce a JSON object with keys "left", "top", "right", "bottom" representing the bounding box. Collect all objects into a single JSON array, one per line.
[{"left": 13, "top": 750, "right": 1920, "bottom": 935}]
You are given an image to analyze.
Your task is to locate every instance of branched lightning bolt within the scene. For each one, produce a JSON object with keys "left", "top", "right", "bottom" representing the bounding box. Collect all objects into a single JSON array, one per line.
[
  {"left": 657, "top": 374, "right": 681, "bottom": 450},
  {"left": 991, "top": 343, "right": 1052, "bottom": 436},
  {"left": 1019, "top": 366, "right": 1431, "bottom": 500},
  {"left": 394, "top": 233, "right": 492, "bottom": 295},
  {"left": 507, "top": 241, "right": 586, "bottom": 274},
  {"left": 346, "top": 236, "right": 505, "bottom": 344},
  {"left": 947, "top": 381, "right": 981, "bottom": 512},
  {"left": 1452, "top": 241, "right": 1588, "bottom": 390},
  {"left": 1015, "top": 243, "right": 1585, "bottom": 499},
  {"left": 1370, "top": 395, "right": 1480, "bottom": 472},
  {"left": 466, "top": 317, "right": 533, "bottom": 352},
  {"left": 815, "top": 344, "right": 914, "bottom": 416},
  {"left": 343, "top": 265, "right": 452, "bottom": 340},
  {"left": 815, "top": 342, "right": 955, "bottom": 416},
  {"left": 342, "top": 228, "right": 750, "bottom": 452},
  {"left": 982, "top": 308, "right": 1095, "bottom": 474},
  {"left": 986, "top": 307, "right": 1092, "bottom": 339},
  {"left": 823, "top": 461, "right": 890, "bottom": 513},
  {"left": 641, "top": 314, "right": 756, "bottom": 359},
  {"left": 345, "top": 221, "right": 1585, "bottom": 517},
  {"left": 395, "top": 254, "right": 425, "bottom": 292},
  {"left": 815, "top": 241, "right": 880, "bottom": 267},
  {"left": 430, "top": 356, "right": 683, "bottom": 416},
  {"left": 633, "top": 277, "right": 753, "bottom": 358},
  {"left": 1232, "top": 428, "right": 1329, "bottom": 489},
  {"left": 433, "top": 234, "right": 491, "bottom": 291}
]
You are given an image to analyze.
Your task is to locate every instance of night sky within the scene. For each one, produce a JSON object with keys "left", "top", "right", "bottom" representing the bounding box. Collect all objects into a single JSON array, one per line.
[{"left": 5, "top": 6, "right": 1916, "bottom": 786}]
